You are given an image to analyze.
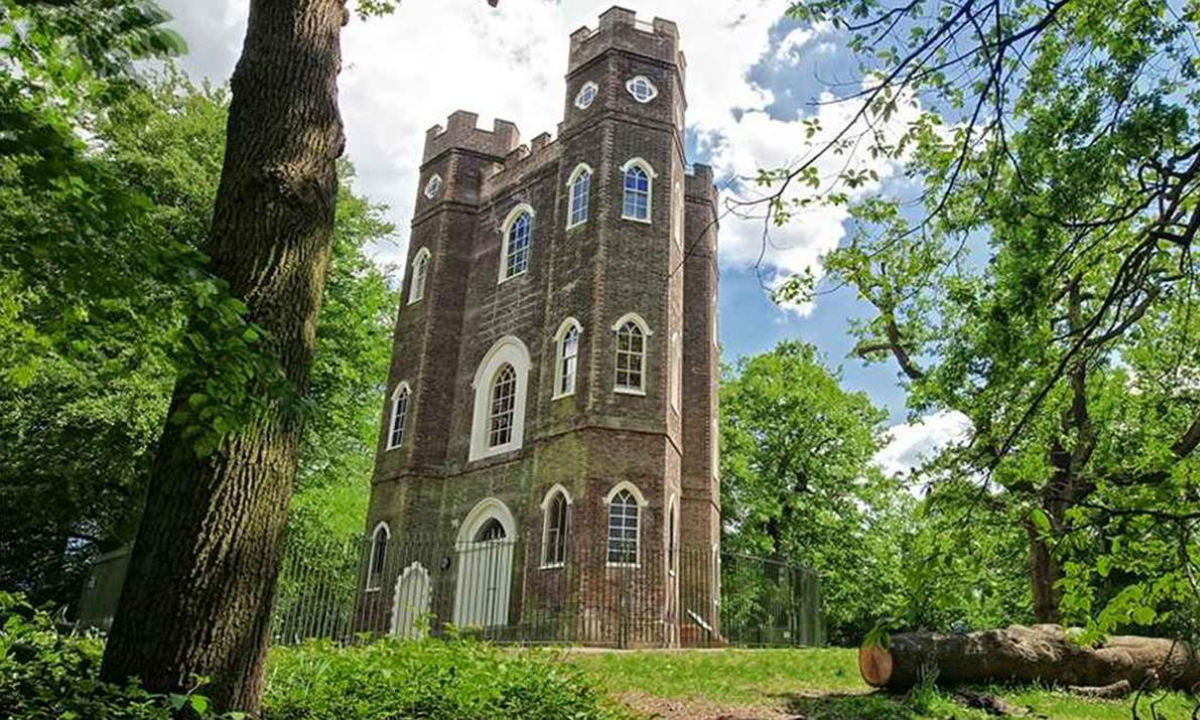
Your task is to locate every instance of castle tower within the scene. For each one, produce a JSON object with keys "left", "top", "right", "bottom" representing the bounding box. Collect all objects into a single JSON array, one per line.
[{"left": 357, "top": 7, "right": 719, "bottom": 647}]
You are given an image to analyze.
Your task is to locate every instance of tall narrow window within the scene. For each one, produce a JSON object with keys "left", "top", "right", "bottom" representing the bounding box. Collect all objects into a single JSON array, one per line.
[
  {"left": 542, "top": 489, "right": 569, "bottom": 567},
  {"left": 408, "top": 248, "right": 430, "bottom": 304},
  {"left": 615, "top": 320, "right": 646, "bottom": 393},
  {"left": 623, "top": 166, "right": 650, "bottom": 221},
  {"left": 388, "top": 382, "right": 410, "bottom": 449},
  {"left": 368, "top": 523, "right": 390, "bottom": 588},
  {"left": 607, "top": 490, "right": 640, "bottom": 565},
  {"left": 488, "top": 363, "right": 517, "bottom": 448},
  {"left": 501, "top": 209, "right": 533, "bottom": 281},
  {"left": 567, "top": 166, "right": 591, "bottom": 228},
  {"left": 555, "top": 319, "right": 581, "bottom": 398},
  {"left": 668, "top": 499, "right": 677, "bottom": 575},
  {"left": 670, "top": 331, "right": 681, "bottom": 411},
  {"left": 469, "top": 336, "right": 531, "bottom": 461}
]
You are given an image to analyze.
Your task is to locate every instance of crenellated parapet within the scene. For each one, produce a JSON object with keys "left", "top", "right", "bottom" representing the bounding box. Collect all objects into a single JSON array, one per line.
[
  {"left": 480, "top": 132, "right": 562, "bottom": 197},
  {"left": 685, "top": 164, "right": 717, "bottom": 205},
  {"left": 423, "top": 111, "right": 521, "bottom": 164},
  {"left": 568, "top": 6, "right": 685, "bottom": 75}
]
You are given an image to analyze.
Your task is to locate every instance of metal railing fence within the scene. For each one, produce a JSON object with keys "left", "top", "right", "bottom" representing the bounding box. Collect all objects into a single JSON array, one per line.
[{"left": 269, "top": 530, "right": 824, "bottom": 648}]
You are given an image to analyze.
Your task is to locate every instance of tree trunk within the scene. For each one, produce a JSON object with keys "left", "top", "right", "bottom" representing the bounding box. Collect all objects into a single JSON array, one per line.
[
  {"left": 1025, "top": 518, "right": 1061, "bottom": 624},
  {"left": 860, "top": 625, "right": 1200, "bottom": 694},
  {"left": 99, "top": 0, "right": 345, "bottom": 712}
]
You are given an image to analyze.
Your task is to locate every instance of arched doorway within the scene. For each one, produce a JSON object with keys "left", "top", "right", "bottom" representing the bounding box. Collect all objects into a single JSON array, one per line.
[
  {"left": 391, "top": 562, "right": 431, "bottom": 639},
  {"left": 453, "top": 498, "right": 516, "bottom": 628}
]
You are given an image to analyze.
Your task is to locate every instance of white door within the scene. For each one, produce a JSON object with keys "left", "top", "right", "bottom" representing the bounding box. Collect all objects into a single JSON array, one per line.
[
  {"left": 391, "top": 563, "right": 431, "bottom": 639},
  {"left": 453, "top": 518, "right": 514, "bottom": 627}
]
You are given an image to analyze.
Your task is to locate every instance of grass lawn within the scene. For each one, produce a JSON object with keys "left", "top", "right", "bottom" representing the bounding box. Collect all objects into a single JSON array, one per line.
[{"left": 566, "top": 647, "right": 1198, "bottom": 719}]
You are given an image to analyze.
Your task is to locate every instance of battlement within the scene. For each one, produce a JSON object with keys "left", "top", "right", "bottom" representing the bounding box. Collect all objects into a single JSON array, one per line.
[
  {"left": 480, "top": 132, "right": 562, "bottom": 198},
  {"left": 568, "top": 6, "right": 685, "bottom": 75},
  {"left": 685, "top": 164, "right": 716, "bottom": 198},
  {"left": 423, "top": 111, "right": 520, "bottom": 164}
]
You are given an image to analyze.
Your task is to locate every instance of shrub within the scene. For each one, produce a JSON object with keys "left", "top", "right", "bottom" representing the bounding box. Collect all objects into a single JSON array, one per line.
[
  {"left": 0, "top": 591, "right": 234, "bottom": 719},
  {"left": 1, "top": 592, "right": 626, "bottom": 720},
  {"left": 263, "top": 637, "right": 630, "bottom": 720}
]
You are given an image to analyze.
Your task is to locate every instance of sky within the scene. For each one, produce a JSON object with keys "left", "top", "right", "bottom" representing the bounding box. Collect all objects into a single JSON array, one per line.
[{"left": 156, "top": 0, "right": 968, "bottom": 475}]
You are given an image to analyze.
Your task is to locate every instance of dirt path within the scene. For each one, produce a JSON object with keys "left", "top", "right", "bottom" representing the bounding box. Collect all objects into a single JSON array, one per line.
[{"left": 616, "top": 691, "right": 802, "bottom": 720}]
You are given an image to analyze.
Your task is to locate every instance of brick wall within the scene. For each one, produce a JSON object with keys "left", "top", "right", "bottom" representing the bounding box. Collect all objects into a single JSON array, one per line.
[{"left": 360, "top": 7, "right": 718, "bottom": 647}]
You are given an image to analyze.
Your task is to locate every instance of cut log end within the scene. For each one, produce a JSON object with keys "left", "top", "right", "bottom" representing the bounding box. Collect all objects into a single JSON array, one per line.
[{"left": 859, "top": 643, "right": 894, "bottom": 688}]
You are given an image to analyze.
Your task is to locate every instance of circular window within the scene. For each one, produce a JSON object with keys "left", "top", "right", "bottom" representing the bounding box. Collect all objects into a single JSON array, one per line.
[
  {"left": 626, "top": 76, "right": 658, "bottom": 104},
  {"left": 575, "top": 81, "right": 598, "bottom": 109},
  {"left": 424, "top": 174, "right": 443, "bottom": 199}
]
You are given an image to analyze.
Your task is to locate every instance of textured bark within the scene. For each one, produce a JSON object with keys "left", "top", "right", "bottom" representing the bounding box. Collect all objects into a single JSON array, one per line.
[
  {"left": 1026, "top": 518, "right": 1061, "bottom": 624},
  {"left": 99, "top": 0, "right": 345, "bottom": 712},
  {"left": 860, "top": 625, "right": 1200, "bottom": 694}
]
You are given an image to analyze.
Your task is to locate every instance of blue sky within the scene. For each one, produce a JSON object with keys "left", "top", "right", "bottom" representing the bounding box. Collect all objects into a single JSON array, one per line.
[{"left": 159, "top": 0, "right": 963, "bottom": 469}]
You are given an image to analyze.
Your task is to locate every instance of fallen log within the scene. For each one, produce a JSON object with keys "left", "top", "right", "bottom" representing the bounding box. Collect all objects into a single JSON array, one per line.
[{"left": 859, "top": 624, "right": 1200, "bottom": 694}]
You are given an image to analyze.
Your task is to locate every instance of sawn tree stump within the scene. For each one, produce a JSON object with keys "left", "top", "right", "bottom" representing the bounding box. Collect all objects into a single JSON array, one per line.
[{"left": 860, "top": 624, "right": 1200, "bottom": 694}]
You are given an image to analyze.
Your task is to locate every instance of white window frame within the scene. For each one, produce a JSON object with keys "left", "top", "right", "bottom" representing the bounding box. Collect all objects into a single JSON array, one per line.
[
  {"left": 424, "top": 174, "right": 443, "bottom": 199},
  {"left": 625, "top": 75, "right": 658, "bottom": 103},
  {"left": 620, "top": 158, "right": 656, "bottom": 224},
  {"left": 498, "top": 203, "right": 535, "bottom": 283},
  {"left": 387, "top": 381, "right": 411, "bottom": 450},
  {"left": 667, "top": 495, "right": 678, "bottom": 576},
  {"left": 612, "top": 312, "right": 652, "bottom": 396},
  {"left": 486, "top": 364, "right": 518, "bottom": 449},
  {"left": 670, "top": 331, "right": 681, "bottom": 412},
  {"left": 469, "top": 336, "right": 532, "bottom": 461},
  {"left": 366, "top": 521, "right": 391, "bottom": 591},
  {"left": 604, "top": 481, "right": 648, "bottom": 567},
  {"left": 673, "top": 181, "right": 684, "bottom": 248},
  {"left": 539, "top": 484, "right": 573, "bottom": 569},
  {"left": 408, "top": 247, "right": 430, "bottom": 305},
  {"left": 575, "top": 81, "right": 598, "bottom": 109},
  {"left": 565, "top": 163, "right": 593, "bottom": 229},
  {"left": 553, "top": 317, "right": 583, "bottom": 400}
]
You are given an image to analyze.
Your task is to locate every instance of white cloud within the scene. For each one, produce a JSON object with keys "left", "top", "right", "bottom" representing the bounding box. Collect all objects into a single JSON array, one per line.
[
  {"left": 874, "top": 410, "right": 973, "bottom": 479},
  {"left": 158, "top": 0, "right": 906, "bottom": 301},
  {"left": 706, "top": 84, "right": 918, "bottom": 314},
  {"left": 774, "top": 21, "right": 832, "bottom": 64}
]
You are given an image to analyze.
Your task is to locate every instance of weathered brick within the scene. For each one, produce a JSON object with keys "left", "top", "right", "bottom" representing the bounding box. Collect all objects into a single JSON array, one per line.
[{"left": 360, "top": 8, "right": 719, "bottom": 647}]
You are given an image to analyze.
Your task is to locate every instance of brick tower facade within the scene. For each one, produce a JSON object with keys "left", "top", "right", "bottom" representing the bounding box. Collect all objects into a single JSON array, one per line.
[{"left": 358, "top": 7, "right": 720, "bottom": 647}]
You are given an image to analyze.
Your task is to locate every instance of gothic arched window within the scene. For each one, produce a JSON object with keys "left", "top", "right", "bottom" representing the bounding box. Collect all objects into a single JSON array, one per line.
[
  {"left": 541, "top": 487, "right": 570, "bottom": 567},
  {"left": 487, "top": 363, "right": 517, "bottom": 448},
  {"left": 567, "top": 165, "right": 592, "bottom": 228},
  {"left": 408, "top": 248, "right": 430, "bottom": 304},
  {"left": 668, "top": 497, "right": 678, "bottom": 575},
  {"left": 388, "top": 382, "right": 411, "bottom": 449},
  {"left": 469, "top": 336, "right": 530, "bottom": 461},
  {"left": 605, "top": 483, "right": 645, "bottom": 566},
  {"left": 368, "top": 522, "right": 390, "bottom": 589},
  {"left": 554, "top": 318, "right": 582, "bottom": 398},
  {"left": 621, "top": 158, "right": 655, "bottom": 222},
  {"left": 500, "top": 207, "right": 533, "bottom": 281},
  {"left": 613, "top": 313, "right": 651, "bottom": 394}
]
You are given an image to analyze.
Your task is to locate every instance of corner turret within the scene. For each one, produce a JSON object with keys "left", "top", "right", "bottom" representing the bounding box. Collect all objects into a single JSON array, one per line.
[
  {"left": 423, "top": 111, "right": 520, "bottom": 165},
  {"left": 568, "top": 7, "right": 686, "bottom": 76}
]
